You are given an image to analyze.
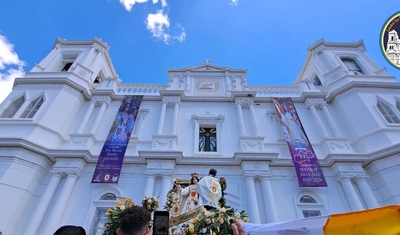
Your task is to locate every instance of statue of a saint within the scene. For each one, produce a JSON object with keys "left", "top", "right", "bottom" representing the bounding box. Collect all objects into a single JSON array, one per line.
[
  {"left": 166, "top": 183, "right": 182, "bottom": 217},
  {"left": 180, "top": 173, "right": 200, "bottom": 213}
]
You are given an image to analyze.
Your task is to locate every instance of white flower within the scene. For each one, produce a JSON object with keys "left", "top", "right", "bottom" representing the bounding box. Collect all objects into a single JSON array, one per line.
[
  {"left": 235, "top": 212, "right": 240, "bottom": 218},
  {"left": 219, "top": 207, "right": 226, "bottom": 213},
  {"left": 204, "top": 211, "right": 212, "bottom": 217},
  {"left": 120, "top": 205, "right": 126, "bottom": 210}
]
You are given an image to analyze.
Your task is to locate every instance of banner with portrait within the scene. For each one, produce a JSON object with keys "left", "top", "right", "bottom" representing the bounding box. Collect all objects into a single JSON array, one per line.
[
  {"left": 92, "top": 95, "right": 143, "bottom": 183},
  {"left": 272, "top": 97, "right": 327, "bottom": 187}
]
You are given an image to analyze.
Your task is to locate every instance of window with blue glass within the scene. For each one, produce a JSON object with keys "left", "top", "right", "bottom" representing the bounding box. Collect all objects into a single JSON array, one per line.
[{"left": 199, "top": 127, "right": 217, "bottom": 152}]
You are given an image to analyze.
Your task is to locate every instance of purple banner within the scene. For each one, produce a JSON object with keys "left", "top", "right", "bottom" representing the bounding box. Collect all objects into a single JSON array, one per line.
[
  {"left": 92, "top": 95, "right": 143, "bottom": 183},
  {"left": 273, "top": 98, "right": 327, "bottom": 187}
]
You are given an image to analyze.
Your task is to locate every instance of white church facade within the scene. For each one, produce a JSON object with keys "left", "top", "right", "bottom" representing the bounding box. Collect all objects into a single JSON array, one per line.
[
  {"left": 385, "top": 29, "right": 400, "bottom": 65},
  {"left": 0, "top": 38, "right": 400, "bottom": 235}
]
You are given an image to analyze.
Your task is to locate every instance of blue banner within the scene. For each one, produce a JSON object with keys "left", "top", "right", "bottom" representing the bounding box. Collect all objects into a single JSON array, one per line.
[{"left": 92, "top": 95, "right": 143, "bottom": 183}]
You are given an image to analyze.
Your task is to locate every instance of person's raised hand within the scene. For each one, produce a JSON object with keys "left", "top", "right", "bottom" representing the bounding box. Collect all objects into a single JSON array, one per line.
[{"left": 231, "top": 220, "right": 245, "bottom": 235}]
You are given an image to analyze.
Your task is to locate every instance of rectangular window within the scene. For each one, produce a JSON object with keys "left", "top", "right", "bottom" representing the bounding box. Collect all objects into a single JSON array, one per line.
[
  {"left": 199, "top": 127, "right": 217, "bottom": 152},
  {"left": 61, "top": 62, "right": 73, "bottom": 72},
  {"left": 341, "top": 58, "right": 364, "bottom": 75},
  {"left": 302, "top": 210, "right": 322, "bottom": 218},
  {"left": 91, "top": 208, "right": 108, "bottom": 235},
  {"left": 313, "top": 75, "right": 323, "bottom": 86},
  {"left": 396, "top": 100, "right": 400, "bottom": 112}
]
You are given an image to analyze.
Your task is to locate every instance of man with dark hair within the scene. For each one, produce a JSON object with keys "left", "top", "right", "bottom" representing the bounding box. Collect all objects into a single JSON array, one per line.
[
  {"left": 53, "top": 225, "right": 86, "bottom": 235},
  {"left": 196, "top": 168, "right": 222, "bottom": 209},
  {"left": 117, "top": 206, "right": 152, "bottom": 235},
  {"left": 209, "top": 168, "right": 217, "bottom": 177}
]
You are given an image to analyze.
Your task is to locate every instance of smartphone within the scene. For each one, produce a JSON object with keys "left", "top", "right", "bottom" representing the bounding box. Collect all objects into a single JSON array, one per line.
[{"left": 153, "top": 211, "right": 170, "bottom": 235}]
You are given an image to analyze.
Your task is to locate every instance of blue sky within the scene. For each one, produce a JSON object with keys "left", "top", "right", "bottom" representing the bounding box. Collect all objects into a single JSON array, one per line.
[{"left": 1, "top": 0, "right": 400, "bottom": 103}]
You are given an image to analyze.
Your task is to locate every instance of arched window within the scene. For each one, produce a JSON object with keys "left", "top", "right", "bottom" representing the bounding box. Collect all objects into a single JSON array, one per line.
[
  {"left": 377, "top": 100, "right": 400, "bottom": 124},
  {"left": 1, "top": 95, "right": 25, "bottom": 118},
  {"left": 20, "top": 95, "right": 44, "bottom": 118},
  {"left": 91, "top": 193, "right": 116, "bottom": 235},
  {"left": 300, "top": 195, "right": 318, "bottom": 204},
  {"left": 295, "top": 192, "right": 326, "bottom": 218}
]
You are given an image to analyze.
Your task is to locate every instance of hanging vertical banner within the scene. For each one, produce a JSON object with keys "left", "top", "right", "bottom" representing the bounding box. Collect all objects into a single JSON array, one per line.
[
  {"left": 92, "top": 95, "right": 143, "bottom": 183},
  {"left": 273, "top": 97, "right": 327, "bottom": 187}
]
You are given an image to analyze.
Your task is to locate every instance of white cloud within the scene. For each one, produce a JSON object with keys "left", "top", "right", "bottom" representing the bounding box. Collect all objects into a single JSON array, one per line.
[
  {"left": 145, "top": 10, "right": 186, "bottom": 44},
  {"left": 173, "top": 24, "right": 186, "bottom": 43},
  {"left": 149, "top": 0, "right": 167, "bottom": 7},
  {"left": 146, "top": 9, "right": 170, "bottom": 43},
  {"left": 230, "top": 0, "right": 239, "bottom": 6},
  {"left": 119, "top": 0, "right": 184, "bottom": 44},
  {"left": 119, "top": 0, "right": 149, "bottom": 11},
  {"left": 119, "top": 0, "right": 167, "bottom": 11},
  {"left": 0, "top": 34, "right": 25, "bottom": 104},
  {"left": 146, "top": 9, "right": 170, "bottom": 41}
]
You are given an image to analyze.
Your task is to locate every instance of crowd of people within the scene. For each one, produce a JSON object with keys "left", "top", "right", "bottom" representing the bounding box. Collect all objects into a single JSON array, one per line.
[{"left": 52, "top": 207, "right": 245, "bottom": 235}]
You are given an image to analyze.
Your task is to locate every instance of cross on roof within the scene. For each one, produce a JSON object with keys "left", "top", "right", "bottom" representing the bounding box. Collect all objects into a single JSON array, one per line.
[{"left": 203, "top": 58, "right": 213, "bottom": 64}]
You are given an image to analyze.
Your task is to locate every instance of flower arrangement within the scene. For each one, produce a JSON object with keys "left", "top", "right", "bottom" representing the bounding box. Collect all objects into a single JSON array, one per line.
[
  {"left": 164, "top": 190, "right": 175, "bottom": 211},
  {"left": 103, "top": 197, "right": 135, "bottom": 235},
  {"left": 176, "top": 207, "right": 248, "bottom": 235},
  {"left": 141, "top": 195, "right": 160, "bottom": 213}
]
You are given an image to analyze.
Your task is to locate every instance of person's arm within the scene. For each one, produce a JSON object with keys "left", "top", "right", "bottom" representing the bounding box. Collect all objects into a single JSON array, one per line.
[{"left": 231, "top": 220, "right": 245, "bottom": 235}]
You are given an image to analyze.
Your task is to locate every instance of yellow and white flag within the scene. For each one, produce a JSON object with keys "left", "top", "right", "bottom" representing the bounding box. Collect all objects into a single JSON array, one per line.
[{"left": 244, "top": 205, "right": 400, "bottom": 235}]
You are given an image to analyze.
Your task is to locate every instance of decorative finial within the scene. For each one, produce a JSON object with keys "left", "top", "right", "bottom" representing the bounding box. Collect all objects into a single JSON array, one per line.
[
  {"left": 191, "top": 172, "right": 199, "bottom": 178},
  {"left": 202, "top": 59, "right": 212, "bottom": 64}
]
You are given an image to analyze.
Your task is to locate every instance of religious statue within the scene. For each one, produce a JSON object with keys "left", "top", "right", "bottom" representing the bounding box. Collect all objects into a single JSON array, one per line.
[
  {"left": 165, "top": 182, "right": 182, "bottom": 217},
  {"left": 180, "top": 172, "right": 200, "bottom": 213}
]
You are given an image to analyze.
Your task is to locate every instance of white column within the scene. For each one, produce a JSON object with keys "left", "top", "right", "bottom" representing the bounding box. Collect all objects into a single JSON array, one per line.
[
  {"left": 354, "top": 177, "right": 379, "bottom": 208},
  {"left": 171, "top": 102, "right": 180, "bottom": 135},
  {"left": 236, "top": 103, "right": 246, "bottom": 136},
  {"left": 309, "top": 105, "right": 329, "bottom": 138},
  {"left": 80, "top": 46, "right": 96, "bottom": 67},
  {"left": 77, "top": 101, "right": 96, "bottom": 134},
  {"left": 23, "top": 172, "right": 63, "bottom": 235},
  {"left": 157, "top": 102, "right": 167, "bottom": 135},
  {"left": 339, "top": 177, "right": 364, "bottom": 211},
  {"left": 321, "top": 104, "right": 341, "bottom": 137},
  {"left": 89, "top": 49, "right": 103, "bottom": 68},
  {"left": 260, "top": 176, "right": 279, "bottom": 222},
  {"left": 144, "top": 174, "right": 156, "bottom": 198},
  {"left": 249, "top": 103, "right": 259, "bottom": 136},
  {"left": 41, "top": 172, "right": 80, "bottom": 235},
  {"left": 159, "top": 175, "right": 173, "bottom": 208},
  {"left": 40, "top": 46, "right": 60, "bottom": 68},
  {"left": 244, "top": 176, "right": 261, "bottom": 223},
  {"left": 132, "top": 110, "right": 148, "bottom": 138},
  {"left": 90, "top": 102, "right": 108, "bottom": 135}
]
